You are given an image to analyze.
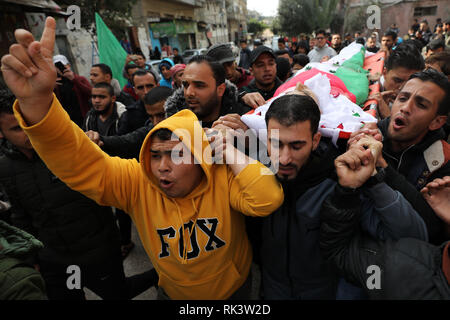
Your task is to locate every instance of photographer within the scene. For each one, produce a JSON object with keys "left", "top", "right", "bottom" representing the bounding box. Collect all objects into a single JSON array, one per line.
[{"left": 53, "top": 55, "right": 91, "bottom": 127}]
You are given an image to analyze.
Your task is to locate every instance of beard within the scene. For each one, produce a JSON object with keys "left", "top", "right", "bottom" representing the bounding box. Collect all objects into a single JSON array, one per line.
[
  {"left": 93, "top": 101, "right": 113, "bottom": 115},
  {"left": 191, "top": 93, "right": 220, "bottom": 120}
]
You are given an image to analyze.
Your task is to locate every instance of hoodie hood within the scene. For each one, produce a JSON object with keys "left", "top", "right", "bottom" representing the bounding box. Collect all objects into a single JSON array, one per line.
[
  {"left": 139, "top": 109, "right": 214, "bottom": 199},
  {"left": 159, "top": 58, "right": 175, "bottom": 74},
  {"left": 0, "top": 220, "right": 43, "bottom": 260},
  {"left": 164, "top": 80, "right": 243, "bottom": 120}
]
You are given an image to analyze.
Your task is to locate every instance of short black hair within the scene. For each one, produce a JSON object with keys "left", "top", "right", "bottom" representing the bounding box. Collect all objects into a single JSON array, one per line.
[
  {"left": 0, "top": 87, "right": 15, "bottom": 117},
  {"left": 356, "top": 37, "right": 365, "bottom": 45},
  {"left": 409, "top": 68, "right": 450, "bottom": 116},
  {"left": 383, "top": 30, "right": 398, "bottom": 41},
  {"left": 315, "top": 29, "right": 326, "bottom": 37},
  {"left": 144, "top": 86, "right": 173, "bottom": 106},
  {"left": 151, "top": 128, "right": 174, "bottom": 141},
  {"left": 276, "top": 57, "right": 291, "bottom": 82},
  {"left": 125, "top": 63, "right": 139, "bottom": 74},
  {"left": 278, "top": 38, "right": 285, "bottom": 44},
  {"left": 187, "top": 55, "right": 225, "bottom": 86},
  {"left": 425, "top": 51, "right": 450, "bottom": 76},
  {"left": 92, "top": 63, "right": 112, "bottom": 77},
  {"left": 265, "top": 94, "right": 320, "bottom": 134},
  {"left": 429, "top": 39, "right": 445, "bottom": 51},
  {"left": 403, "top": 39, "right": 424, "bottom": 52},
  {"left": 385, "top": 42, "right": 425, "bottom": 71},
  {"left": 93, "top": 82, "right": 115, "bottom": 97},
  {"left": 135, "top": 49, "right": 146, "bottom": 60},
  {"left": 173, "top": 47, "right": 179, "bottom": 51},
  {"left": 297, "top": 40, "right": 309, "bottom": 53},
  {"left": 292, "top": 54, "right": 310, "bottom": 68},
  {"left": 131, "top": 69, "right": 158, "bottom": 84},
  {"left": 275, "top": 49, "right": 290, "bottom": 56}
]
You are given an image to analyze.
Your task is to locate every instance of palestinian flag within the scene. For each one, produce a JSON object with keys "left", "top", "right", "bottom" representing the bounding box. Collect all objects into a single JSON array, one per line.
[{"left": 241, "top": 43, "right": 386, "bottom": 146}]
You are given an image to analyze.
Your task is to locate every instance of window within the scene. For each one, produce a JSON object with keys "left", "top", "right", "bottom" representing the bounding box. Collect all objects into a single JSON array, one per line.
[{"left": 414, "top": 6, "right": 437, "bottom": 17}]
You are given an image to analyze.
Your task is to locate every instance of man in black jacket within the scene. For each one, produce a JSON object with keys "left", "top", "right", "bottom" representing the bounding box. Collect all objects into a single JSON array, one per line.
[
  {"left": 0, "top": 88, "right": 157, "bottom": 300},
  {"left": 252, "top": 94, "right": 426, "bottom": 300},
  {"left": 83, "top": 83, "right": 126, "bottom": 136},
  {"left": 164, "top": 55, "right": 251, "bottom": 128},
  {"left": 352, "top": 69, "right": 450, "bottom": 244},
  {"left": 319, "top": 153, "right": 450, "bottom": 299},
  {"left": 83, "top": 82, "right": 133, "bottom": 258}
]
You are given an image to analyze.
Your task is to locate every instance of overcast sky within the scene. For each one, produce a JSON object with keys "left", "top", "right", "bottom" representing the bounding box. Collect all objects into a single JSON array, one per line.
[{"left": 247, "top": 0, "right": 279, "bottom": 17}]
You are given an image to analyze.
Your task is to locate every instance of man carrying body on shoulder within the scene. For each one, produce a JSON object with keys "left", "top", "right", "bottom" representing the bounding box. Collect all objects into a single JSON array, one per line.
[
  {"left": 369, "top": 42, "right": 424, "bottom": 119},
  {"left": 248, "top": 93, "right": 427, "bottom": 300},
  {"left": 353, "top": 68, "right": 450, "bottom": 244}
]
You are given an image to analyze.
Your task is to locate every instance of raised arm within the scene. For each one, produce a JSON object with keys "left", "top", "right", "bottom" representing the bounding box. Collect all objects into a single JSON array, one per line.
[
  {"left": 1, "top": 17, "right": 141, "bottom": 214},
  {"left": 1, "top": 17, "right": 56, "bottom": 125},
  {"left": 205, "top": 128, "right": 284, "bottom": 217}
]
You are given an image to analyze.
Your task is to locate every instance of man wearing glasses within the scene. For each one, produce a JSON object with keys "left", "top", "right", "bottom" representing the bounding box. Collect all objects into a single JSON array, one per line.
[{"left": 307, "top": 30, "right": 337, "bottom": 63}]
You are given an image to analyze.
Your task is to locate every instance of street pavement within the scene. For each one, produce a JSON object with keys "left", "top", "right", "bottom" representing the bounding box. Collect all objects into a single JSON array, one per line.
[{"left": 86, "top": 223, "right": 261, "bottom": 300}]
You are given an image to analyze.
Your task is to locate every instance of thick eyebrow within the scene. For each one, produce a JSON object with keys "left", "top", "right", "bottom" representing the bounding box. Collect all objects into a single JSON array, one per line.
[
  {"left": 150, "top": 149, "right": 173, "bottom": 155},
  {"left": 290, "top": 140, "right": 307, "bottom": 146},
  {"left": 269, "top": 138, "right": 307, "bottom": 145},
  {"left": 415, "top": 95, "right": 432, "bottom": 106},
  {"left": 191, "top": 80, "right": 207, "bottom": 86},
  {"left": 398, "top": 91, "right": 432, "bottom": 106}
]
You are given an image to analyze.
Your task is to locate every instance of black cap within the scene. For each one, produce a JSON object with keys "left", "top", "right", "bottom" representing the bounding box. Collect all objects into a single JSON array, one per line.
[
  {"left": 250, "top": 46, "right": 276, "bottom": 66},
  {"left": 206, "top": 43, "right": 235, "bottom": 65}
]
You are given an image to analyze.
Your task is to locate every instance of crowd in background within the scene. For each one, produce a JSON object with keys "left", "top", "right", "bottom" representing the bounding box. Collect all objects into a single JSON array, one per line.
[{"left": 0, "top": 15, "right": 449, "bottom": 301}]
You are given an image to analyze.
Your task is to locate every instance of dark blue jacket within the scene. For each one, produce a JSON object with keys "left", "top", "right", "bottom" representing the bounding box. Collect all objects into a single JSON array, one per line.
[
  {"left": 258, "top": 142, "right": 427, "bottom": 299},
  {"left": 378, "top": 118, "right": 450, "bottom": 244}
]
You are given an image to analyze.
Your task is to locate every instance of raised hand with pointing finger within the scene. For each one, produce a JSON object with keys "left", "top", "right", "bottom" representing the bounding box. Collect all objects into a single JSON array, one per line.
[{"left": 1, "top": 17, "right": 56, "bottom": 125}]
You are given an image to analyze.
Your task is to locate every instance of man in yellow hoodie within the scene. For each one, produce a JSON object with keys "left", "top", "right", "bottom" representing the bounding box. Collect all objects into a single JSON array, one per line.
[{"left": 1, "top": 17, "right": 284, "bottom": 300}]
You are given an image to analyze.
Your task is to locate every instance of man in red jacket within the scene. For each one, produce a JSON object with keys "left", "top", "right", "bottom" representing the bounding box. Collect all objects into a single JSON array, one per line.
[{"left": 53, "top": 55, "right": 91, "bottom": 127}]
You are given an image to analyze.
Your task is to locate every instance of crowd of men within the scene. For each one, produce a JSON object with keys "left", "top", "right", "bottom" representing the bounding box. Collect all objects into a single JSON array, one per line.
[{"left": 0, "top": 16, "right": 449, "bottom": 300}]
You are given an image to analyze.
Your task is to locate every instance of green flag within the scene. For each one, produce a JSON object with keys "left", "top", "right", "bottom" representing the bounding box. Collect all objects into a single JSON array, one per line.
[{"left": 95, "top": 13, "right": 127, "bottom": 87}]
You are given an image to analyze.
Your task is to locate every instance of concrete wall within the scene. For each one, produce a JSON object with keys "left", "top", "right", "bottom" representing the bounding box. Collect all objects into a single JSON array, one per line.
[{"left": 55, "top": 17, "right": 95, "bottom": 79}]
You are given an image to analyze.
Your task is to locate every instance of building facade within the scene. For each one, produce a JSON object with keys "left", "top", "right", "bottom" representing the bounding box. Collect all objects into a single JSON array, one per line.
[{"left": 346, "top": 0, "right": 450, "bottom": 37}]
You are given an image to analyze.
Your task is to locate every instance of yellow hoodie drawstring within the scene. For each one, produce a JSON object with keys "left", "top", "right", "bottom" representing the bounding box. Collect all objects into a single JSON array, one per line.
[
  {"left": 174, "top": 199, "right": 199, "bottom": 264},
  {"left": 182, "top": 199, "right": 199, "bottom": 264}
]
